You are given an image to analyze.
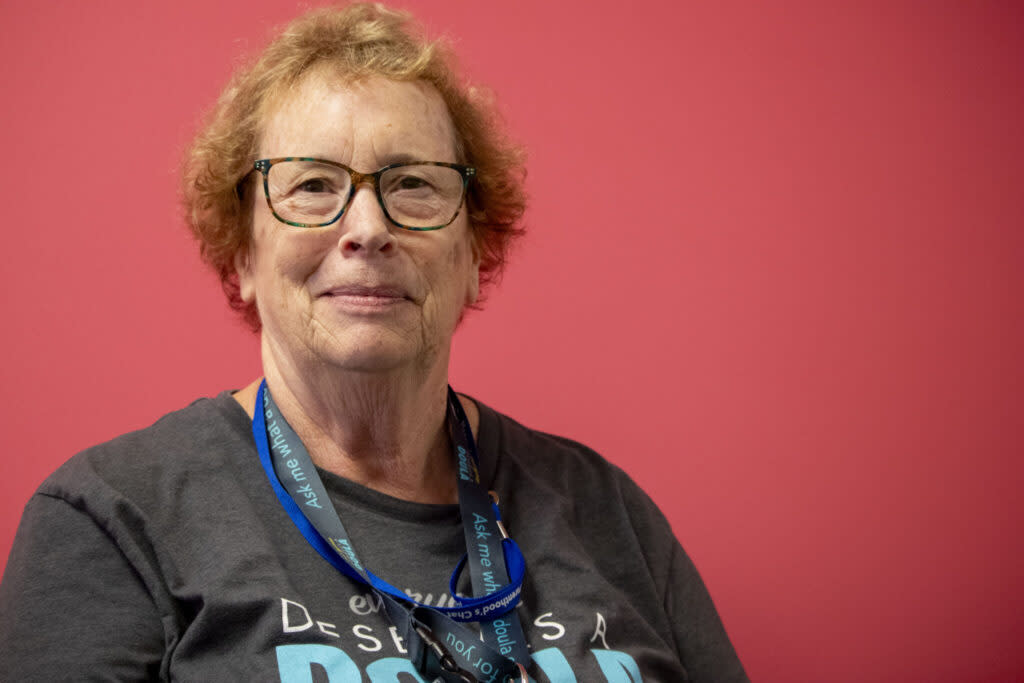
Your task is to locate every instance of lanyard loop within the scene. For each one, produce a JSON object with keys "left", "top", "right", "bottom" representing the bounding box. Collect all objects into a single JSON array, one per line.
[{"left": 252, "top": 380, "right": 531, "bottom": 680}]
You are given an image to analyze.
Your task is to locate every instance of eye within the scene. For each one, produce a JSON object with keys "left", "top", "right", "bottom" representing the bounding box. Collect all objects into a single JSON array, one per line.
[
  {"left": 296, "top": 177, "right": 332, "bottom": 193},
  {"left": 385, "top": 172, "right": 441, "bottom": 196},
  {"left": 395, "top": 175, "right": 431, "bottom": 190}
]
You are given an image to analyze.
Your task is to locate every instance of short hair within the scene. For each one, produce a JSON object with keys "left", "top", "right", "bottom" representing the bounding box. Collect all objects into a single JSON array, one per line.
[{"left": 182, "top": 2, "right": 526, "bottom": 330}]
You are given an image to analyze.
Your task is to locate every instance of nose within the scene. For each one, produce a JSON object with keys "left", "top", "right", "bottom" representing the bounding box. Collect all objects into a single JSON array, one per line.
[{"left": 337, "top": 185, "right": 397, "bottom": 256}]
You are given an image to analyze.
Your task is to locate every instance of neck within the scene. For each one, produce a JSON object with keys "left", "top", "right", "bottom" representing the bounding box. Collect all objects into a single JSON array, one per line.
[{"left": 234, "top": 341, "right": 478, "bottom": 505}]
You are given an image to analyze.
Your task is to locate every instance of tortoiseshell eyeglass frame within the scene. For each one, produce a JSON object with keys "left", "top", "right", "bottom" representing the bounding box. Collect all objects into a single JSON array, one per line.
[{"left": 252, "top": 157, "right": 476, "bottom": 231}]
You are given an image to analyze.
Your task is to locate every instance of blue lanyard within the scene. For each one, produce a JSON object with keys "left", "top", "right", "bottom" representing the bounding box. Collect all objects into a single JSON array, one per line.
[{"left": 252, "top": 380, "right": 530, "bottom": 682}]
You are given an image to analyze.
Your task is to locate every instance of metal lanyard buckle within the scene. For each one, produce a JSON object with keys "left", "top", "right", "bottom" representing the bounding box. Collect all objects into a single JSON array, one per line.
[
  {"left": 415, "top": 624, "right": 529, "bottom": 683},
  {"left": 415, "top": 625, "right": 475, "bottom": 682}
]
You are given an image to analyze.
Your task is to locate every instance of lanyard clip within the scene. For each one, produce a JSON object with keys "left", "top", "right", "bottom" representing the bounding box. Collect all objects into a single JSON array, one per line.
[
  {"left": 488, "top": 490, "right": 510, "bottom": 540},
  {"left": 414, "top": 624, "right": 476, "bottom": 682}
]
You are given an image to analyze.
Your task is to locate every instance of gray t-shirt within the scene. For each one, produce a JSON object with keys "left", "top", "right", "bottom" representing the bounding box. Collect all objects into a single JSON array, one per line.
[{"left": 0, "top": 393, "right": 747, "bottom": 682}]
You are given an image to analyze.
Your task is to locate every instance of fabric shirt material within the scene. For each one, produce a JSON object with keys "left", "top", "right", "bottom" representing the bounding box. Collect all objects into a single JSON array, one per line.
[{"left": 0, "top": 392, "right": 747, "bottom": 682}]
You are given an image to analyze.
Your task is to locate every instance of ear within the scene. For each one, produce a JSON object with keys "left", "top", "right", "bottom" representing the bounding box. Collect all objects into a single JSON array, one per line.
[
  {"left": 465, "top": 238, "right": 481, "bottom": 306},
  {"left": 234, "top": 247, "right": 256, "bottom": 303}
]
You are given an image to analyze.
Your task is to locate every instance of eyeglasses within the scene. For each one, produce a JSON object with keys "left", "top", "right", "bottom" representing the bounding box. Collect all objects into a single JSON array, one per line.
[{"left": 253, "top": 157, "right": 475, "bottom": 231}]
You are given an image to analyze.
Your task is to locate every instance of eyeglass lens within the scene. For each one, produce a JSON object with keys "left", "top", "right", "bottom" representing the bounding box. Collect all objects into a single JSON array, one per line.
[{"left": 265, "top": 160, "right": 466, "bottom": 229}]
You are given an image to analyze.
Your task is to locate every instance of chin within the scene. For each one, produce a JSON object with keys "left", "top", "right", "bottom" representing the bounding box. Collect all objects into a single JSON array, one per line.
[{"left": 313, "top": 329, "right": 437, "bottom": 375}]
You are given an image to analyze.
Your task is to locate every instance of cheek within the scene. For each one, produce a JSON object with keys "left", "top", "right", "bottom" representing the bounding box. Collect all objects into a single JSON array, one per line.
[
  {"left": 277, "top": 241, "right": 325, "bottom": 283},
  {"left": 247, "top": 230, "right": 331, "bottom": 304},
  {"left": 419, "top": 241, "right": 466, "bottom": 318},
  {"left": 444, "top": 235, "right": 479, "bottom": 306}
]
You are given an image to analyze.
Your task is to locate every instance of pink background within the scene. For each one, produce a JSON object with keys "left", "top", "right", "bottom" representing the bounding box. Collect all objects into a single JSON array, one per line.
[{"left": 1, "top": 1, "right": 1021, "bottom": 681}]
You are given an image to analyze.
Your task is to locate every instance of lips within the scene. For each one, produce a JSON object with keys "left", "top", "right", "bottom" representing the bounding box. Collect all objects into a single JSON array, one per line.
[
  {"left": 324, "top": 285, "right": 408, "bottom": 299},
  {"left": 320, "top": 284, "right": 413, "bottom": 308}
]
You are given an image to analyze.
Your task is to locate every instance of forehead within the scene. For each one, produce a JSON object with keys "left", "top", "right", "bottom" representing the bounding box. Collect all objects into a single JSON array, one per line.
[{"left": 258, "top": 72, "right": 459, "bottom": 164}]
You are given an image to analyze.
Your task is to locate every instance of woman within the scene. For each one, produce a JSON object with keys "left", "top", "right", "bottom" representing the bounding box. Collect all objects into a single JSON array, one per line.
[{"left": 0, "top": 4, "right": 746, "bottom": 681}]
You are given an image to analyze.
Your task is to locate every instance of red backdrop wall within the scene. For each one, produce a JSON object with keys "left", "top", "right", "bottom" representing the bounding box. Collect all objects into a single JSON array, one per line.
[{"left": 1, "top": 2, "right": 1021, "bottom": 681}]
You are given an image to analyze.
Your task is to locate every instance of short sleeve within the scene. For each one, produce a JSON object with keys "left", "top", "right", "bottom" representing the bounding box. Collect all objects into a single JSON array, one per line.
[
  {"left": 618, "top": 476, "right": 749, "bottom": 682},
  {"left": 663, "top": 541, "right": 749, "bottom": 682},
  {"left": 0, "top": 493, "right": 166, "bottom": 680}
]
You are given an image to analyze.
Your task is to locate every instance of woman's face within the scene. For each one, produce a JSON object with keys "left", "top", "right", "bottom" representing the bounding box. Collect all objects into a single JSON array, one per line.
[{"left": 236, "top": 74, "right": 480, "bottom": 377}]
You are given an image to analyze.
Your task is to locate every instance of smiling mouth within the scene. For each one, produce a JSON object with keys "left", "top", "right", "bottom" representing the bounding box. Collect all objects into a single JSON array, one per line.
[{"left": 322, "top": 286, "right": 411, "bottom": 310}]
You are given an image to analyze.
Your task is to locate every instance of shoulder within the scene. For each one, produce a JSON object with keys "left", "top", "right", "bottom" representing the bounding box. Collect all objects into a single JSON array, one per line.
[
  {"left": 2, "top": 393, "right": 258, "bottom": 679},
  {"left": 473, "top": 398, "right": 668, "bottom": 529},
  {"left": 472, "top": 399, "right": 694, "bottom": 631},
  {"left": 36, "top": 392, "right": 254, "bottom": 523}
]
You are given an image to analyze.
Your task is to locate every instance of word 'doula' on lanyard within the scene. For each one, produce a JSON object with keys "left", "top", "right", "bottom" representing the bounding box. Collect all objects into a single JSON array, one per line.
[{"left": 251, "top": 380, "right": 530, "bottom": 683}]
